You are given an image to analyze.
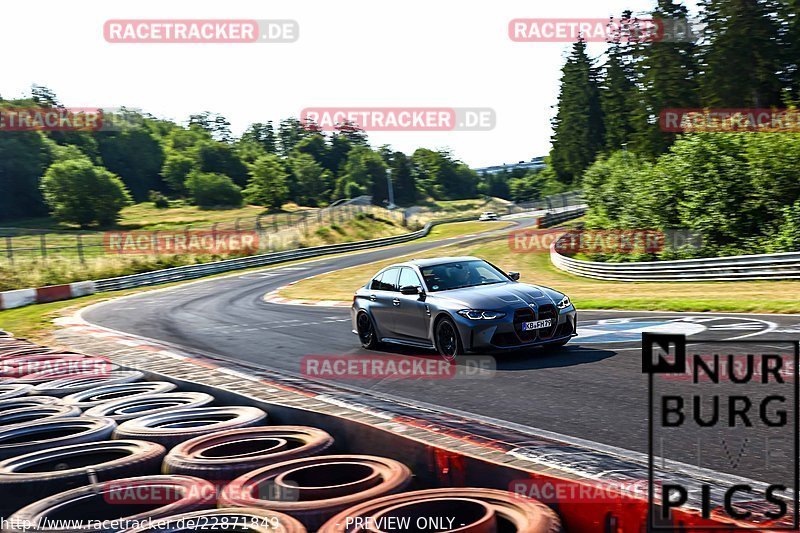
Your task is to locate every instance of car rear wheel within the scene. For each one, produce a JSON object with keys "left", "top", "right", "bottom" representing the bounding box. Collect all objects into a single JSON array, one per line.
[
  {"left": 435, "top": 317, "right": 462, "bottom": 361},
  {"left": 356, "top": 312, "right": 379, "bottom": 349}
]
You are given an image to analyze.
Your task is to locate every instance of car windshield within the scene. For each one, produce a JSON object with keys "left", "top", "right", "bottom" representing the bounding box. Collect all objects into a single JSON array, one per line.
[{"left": 420, "top": 260, "right": 508, "bottom": 292}]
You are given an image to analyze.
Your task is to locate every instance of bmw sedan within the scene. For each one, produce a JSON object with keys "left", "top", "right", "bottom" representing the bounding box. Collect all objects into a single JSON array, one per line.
[{"left": 351, "top": 256, "right": 577, "bottom": 359}]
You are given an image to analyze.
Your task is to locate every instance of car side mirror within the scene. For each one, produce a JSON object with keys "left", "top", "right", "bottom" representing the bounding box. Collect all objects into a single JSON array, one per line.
[
  {"left": 400, "top": 285, "right": 421, "bottom": 295},
  {"left": 508, "top": 271, "right": 520, "bottom": 281}
]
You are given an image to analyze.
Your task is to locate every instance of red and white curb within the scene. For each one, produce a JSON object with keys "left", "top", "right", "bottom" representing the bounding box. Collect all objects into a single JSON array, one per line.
[
  {"left": 263, "top": 279, "right": 350, "bottom": 308},
  {"left": 0, "top": 281, "right": 96, "bottom": 311}
]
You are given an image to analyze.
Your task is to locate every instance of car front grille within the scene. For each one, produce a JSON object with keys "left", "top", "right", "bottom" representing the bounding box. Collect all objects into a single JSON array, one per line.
[
  {"left": 537, "top": 304, "right": 558, "bottom": 339},
  {"left": 513, "top": 308, "right": 537, "bottom": 342}
]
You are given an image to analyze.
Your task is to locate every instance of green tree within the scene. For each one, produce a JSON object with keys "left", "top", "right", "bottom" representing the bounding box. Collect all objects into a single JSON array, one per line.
[
  {"left": 244, "top": 154, "right": 289, "bottom": 209},
  {"left": 335, "top": 146, "right": 386, "bottom": 200},
  {"left": 0, "top": 131, "right": 53, "bottom": 220},
  {"left": 161, "top": 153, "right": 196, "bottom": 195},
  {"left": 289, "top": 153, "right": 332, "bottom": 206},
  {"left": 629, "top": 0, "right": 700, "bottom": 156},
  {"left": 40, "top": 158, "right": 132, "bottom": 227},
  {"left": 97, "top": 128, "right": 165, "bottom": 201},
  {"left": 699, "top": 0, "right": 785, "bottom": 107},
  {"left": 550, "top": 38, "right": 605, "bottom": 185},
  {"left": 197, "top": 142, "right": 249, "bottom": 187},
  {"left": 186, "top": 172, "right": 243, "bottom": 208}
]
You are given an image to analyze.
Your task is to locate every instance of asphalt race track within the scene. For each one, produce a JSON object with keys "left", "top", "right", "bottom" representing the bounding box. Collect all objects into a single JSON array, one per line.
[{"left": 83, "top": 220, "right": 800, "bottom": 485}]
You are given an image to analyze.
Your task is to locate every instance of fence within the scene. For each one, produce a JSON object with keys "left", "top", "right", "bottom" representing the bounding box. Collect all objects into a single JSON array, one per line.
[{"left": 0, "top": 200, "right": 404, "bottom": 266}]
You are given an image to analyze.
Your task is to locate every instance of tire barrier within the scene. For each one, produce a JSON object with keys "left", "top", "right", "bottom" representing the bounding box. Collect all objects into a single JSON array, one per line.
[
  {"left": 317, "top": 488, "right": 562, "bottom": 533},
  {"left": 0, "top": 440, "right": 166, "bottom": 518},
  {"left": 0, "top": 336, "right": 587, "bottom": 530},
  {"left": 164, "top": 426, "right": 335, "bottom": 481},
  {"left": 84, "top": 392, "right": 216, "bottom": 422},
  {"left": 0, "top": 416, "right": 117, "bottom": 460},
  {"left": 113, "top": 406, "right": 268, "bottom": 448},
  {"left": 0, "top": 384, "right": 34, "bottom": 400},
  {"left": 61, "top": 381, "right": 178, "bottom": 409},
  {"left": 219, "top": 455, "right": 413, "bottom": 530},
  {"left": 0, "top": 396, "right": 62, "bottom": 413},
  {"left": 6, "top": 475, "right": 216, "bottom": 533},
  {"left": 120, "top": 507, "right": 307, "bottom": 533},
  {"left": 30, "top": 370, "right": 144, "bottom": 397},
  {"left": 11, "top": 363, "right": 123, "bottom": 385},
  {"left": 0, "top": 405, "right": 81, "bottom": 427}
]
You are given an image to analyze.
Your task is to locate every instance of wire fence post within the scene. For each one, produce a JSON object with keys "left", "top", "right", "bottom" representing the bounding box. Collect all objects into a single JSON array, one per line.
[
  {"left": 77, "top": 234, "right": 85, "bottom": 264},
  {"left": 5, "top": 236, "right": 13, "bottom": 265},
  {"left": 40, "top": 234, "right": 47, "bottom": 260}
]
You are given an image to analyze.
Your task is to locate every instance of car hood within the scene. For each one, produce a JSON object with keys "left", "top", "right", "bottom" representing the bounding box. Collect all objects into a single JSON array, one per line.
[{"left": 429, "top": 282, "right": 561, "bottom": 310}]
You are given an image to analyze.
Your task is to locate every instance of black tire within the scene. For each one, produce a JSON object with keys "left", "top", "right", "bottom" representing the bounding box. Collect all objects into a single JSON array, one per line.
[
  {"left": 0, "top": 439, "right": 166, "bottom": 518},
  {"left": 356, "top": 311, "right": 379, "bottom": 349},
  {"left": 31, "top": 370, "right": 144, "bottom": 397},
  {"left": 164, "top": 426, "right": 334, "bottom": 481},
  {"left": 0, "top": 416, "right": 117, "bottom": 460},
  {"left": 0, "top": 384, "right": 33, "bottom": 400},
  {"left": 85, "top": 392, "right": 215, "bottom": 422},
  {"left": 113, "top": 406, "right": 268, "bottom": 448},
  {"left": 0, "top": 396, "right": 62, "bottom": 414},
  {"left": 61, "top": 381, "right": 178, "bottom": 409},
  {"left": 7, "top": 475, "right": 216, "bottom": 533},
  {"left": 0, "top": 405, "right": 81, "bottom": 427},
  {"left": 119, "top": 507, "right": 307, "bottom": 533},
  {"left": 435, "top": 316, "right": 463, "bottom": 361}
]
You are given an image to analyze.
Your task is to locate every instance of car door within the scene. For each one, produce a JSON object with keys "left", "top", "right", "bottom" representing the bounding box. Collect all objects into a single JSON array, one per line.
[
  {"left": 367, "top": 267, "right": 400, "bottom": 337},
  {"left": 393, "top": 267, "right": 429, "bottom": 340}
]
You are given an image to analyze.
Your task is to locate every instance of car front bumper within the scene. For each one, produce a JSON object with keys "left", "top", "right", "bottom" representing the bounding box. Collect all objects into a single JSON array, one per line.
[{"left": 454, "top": 307, "right": 578, "bottom": 353}]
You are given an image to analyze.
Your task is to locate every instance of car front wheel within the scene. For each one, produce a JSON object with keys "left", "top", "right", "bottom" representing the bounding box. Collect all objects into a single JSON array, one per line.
[
  {"left": 356, "top": 311, "right": 379, "bottom": 349},
  {"left": 435, "top": 317, "right": 463, "bottom": 361}
]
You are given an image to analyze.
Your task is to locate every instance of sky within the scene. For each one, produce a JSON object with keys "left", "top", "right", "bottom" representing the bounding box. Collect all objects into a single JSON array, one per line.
[{"left": 1, "top": 0, "right": 697, "bottom": 168}]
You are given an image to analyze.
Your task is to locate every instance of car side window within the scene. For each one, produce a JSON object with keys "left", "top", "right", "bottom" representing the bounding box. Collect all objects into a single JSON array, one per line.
[
  {"left": 398, "top": 267, "right": 421, "bottom": 290},
  {"left": 370, "top": 272, "right": 384, "bottom": 290},
  {"left": 379, "top": 268, "right": 400, "bottom": 291}
]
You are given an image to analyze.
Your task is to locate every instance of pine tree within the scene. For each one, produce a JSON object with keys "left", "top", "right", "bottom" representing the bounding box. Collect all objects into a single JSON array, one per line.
[
  {"left": 550, "top": 38, "right": 605, "bottom": 185},
  {"left": 699, "top": 0, "right": 785, "bottom": 108},
  {"left": 629, "top": 0, "right": 699, "bottom": 157}
]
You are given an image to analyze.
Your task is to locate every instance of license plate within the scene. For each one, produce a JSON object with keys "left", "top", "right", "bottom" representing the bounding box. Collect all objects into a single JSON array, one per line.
[{"left": 522, "top": 319, "right": 552, "bottom": 331}]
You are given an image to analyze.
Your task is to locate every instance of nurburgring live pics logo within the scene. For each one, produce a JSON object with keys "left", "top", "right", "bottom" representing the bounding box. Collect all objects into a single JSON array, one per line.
[{"left": 643, "top": 333, "right": 799, "bottom": 529}]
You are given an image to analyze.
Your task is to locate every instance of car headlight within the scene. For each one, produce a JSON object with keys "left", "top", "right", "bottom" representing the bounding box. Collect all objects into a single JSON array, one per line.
[
  {"left": 557, "top": 295, "right": 572, "bottom": 310},
  {"left": 457, "top": 309, "right": 507, "bottom": 320}
]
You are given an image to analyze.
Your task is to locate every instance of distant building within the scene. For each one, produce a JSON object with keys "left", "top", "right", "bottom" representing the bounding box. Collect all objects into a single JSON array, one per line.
[{"left": 472, "top": 156, "right": 546, "bottom": 175}]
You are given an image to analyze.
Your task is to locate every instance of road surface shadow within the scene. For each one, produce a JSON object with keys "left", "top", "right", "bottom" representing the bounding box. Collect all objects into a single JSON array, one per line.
[{"left": 367, "top": 344, "right": 618, "bottom": 371}]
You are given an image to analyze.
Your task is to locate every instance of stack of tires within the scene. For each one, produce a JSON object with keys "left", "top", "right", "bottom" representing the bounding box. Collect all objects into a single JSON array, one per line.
[{"left": 0, "top": 334, "right": 561, "bottom": 532}]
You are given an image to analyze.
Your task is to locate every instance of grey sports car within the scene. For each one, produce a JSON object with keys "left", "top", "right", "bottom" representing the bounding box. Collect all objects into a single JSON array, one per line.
[{"left": 351, "top": 256, "right": 577, "bottom": 359}]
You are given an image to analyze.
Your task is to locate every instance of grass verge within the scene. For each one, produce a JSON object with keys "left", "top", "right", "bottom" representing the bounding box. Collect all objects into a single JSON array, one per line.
[{"left": 280, "top": 235, "right": 800, "bottom": 314}]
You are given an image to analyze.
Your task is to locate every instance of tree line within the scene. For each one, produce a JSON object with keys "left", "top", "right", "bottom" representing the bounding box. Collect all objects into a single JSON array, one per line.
[
  {"left": 550, "top": 0, "right": 800, "bottom": 257},
  {"left": 0, "top": 87, "right": 532, "bottom": 227}
]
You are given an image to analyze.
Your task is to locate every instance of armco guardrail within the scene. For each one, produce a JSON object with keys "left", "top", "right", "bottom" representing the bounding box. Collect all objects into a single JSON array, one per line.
[{"left": 551, "top": 238, "right": 800, "bottom": 281}]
